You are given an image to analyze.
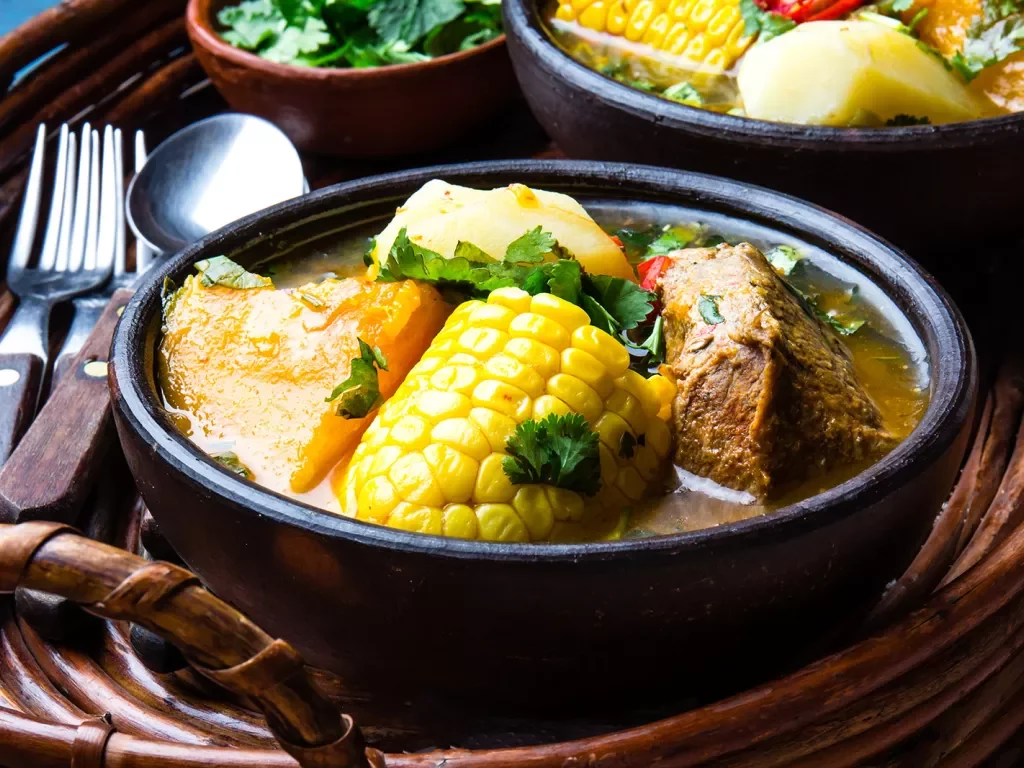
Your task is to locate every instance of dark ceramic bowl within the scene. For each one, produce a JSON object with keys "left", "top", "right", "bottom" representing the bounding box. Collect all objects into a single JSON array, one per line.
[
  {"left": 502, "top": 0, "right": 1024, "bottom": 252},
  {"left": 187, "top": 0, "right": 520, "bottom": 157},
  {"left": 111, "top": 161, "right": 975, "bottom": 711}
]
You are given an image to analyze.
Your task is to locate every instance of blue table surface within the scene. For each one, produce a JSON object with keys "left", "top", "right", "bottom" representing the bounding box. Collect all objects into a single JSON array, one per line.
[{"left": 1, "top": 0, "right": 55, "bottom": 36}]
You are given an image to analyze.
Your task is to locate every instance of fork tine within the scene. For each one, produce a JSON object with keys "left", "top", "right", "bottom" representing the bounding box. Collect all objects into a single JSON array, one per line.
[
  {"left": 37, "top": 124, "right": 71, "bottom": 271},
  {"left": 95, "top": 126, "right": 118, "bottom": 276},
  {"left": 134, "top": 131, "right": 152, "bottom": 274},
  {"left": 67, "top": 123, "right": 93, "bottom": 273},
  {"left": 9, "top": 125, "right": 47, "bottom": 273},
  {"left": 53, "top": 131, "right": 78, "bottom": 272},
  {"left": 113, "top": 128, "right": 126, "bottom": 278},
  {"left": 83, "top": 129, "right": 100, "bottom": 271}
]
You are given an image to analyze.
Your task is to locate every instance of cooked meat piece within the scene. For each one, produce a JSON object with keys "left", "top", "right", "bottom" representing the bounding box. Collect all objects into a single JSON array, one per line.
[{"left": 657, "top": 243, "right": 896, "bottom": 501}]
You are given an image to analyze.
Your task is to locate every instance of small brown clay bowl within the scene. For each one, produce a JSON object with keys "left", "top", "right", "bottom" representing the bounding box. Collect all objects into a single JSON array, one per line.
[
  {"left": 502, "top": 0, "right": 1024, "bottom": 252},
  {"left": 111, "top": 161, "right": 976, "bottom": 713},
  {"left": 186, "top": 0, "right": 520, "bottom": 156}
]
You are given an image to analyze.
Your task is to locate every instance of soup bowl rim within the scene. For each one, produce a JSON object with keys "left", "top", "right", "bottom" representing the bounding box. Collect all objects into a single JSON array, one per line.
[
  {"left": 111, "top": 159, "right": 975, "bottom": 563},
  {"left": 502, "top": 0, "right": 1023, "bottom": 144}
]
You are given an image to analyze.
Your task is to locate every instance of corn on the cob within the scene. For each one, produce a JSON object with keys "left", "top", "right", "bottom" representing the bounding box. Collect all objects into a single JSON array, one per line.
[
  {"left": 555, "top": 0, "right": 754, "bottom": 71},
  {"left": 335, "top": 288, "right": 675, "bottom": 543}
]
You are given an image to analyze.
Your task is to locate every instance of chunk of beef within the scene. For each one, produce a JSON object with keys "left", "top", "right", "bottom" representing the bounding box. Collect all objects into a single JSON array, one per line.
[{"left": 657, "top": 243, "right": 895, "bottom": 501}]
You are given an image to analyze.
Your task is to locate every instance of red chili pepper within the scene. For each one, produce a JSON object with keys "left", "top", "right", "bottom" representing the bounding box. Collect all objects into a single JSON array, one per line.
[
  {"left": 638, "top": 255, "right": 671, "bottom": 292},
  {"left": 804, "top": 0, "right": 865, "bottom": 21}
]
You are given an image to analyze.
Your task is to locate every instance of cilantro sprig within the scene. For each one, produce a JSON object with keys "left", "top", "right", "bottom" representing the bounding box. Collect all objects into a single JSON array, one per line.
[
  {"left": 326, "top": 338, "right": 389, "bottom": 419},
  {"left": 739, "top": 0, "right": 796, "bottom": 43},
  {"left": 377, "top": 227, "right": 655, "bottom": 336},
  {"left": 211, "top": 451, "right": 254, "bottom": 480},
  {"left": 195, "top": 256, "right": 272, "bottom": 289},
  {"left": 217, "top": 0, "right": 502, "bottom": 69},
  {"left": 502, "top": 413, "right": 602, "bottom": 495}
]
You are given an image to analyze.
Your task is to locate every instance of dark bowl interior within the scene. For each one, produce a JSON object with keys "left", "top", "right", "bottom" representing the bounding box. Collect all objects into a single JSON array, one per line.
[
  {"left": 501, "top": 0, "right": 1024, "bottom": 253},
  {"left": 111, "top": 160, "right": 976, "bottom": 712}
]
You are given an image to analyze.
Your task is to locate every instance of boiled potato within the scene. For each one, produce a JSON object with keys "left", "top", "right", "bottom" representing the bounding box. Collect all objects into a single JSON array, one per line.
[
  {"left": 737, "top": 20, "right": 993, "bottom": 126},
  {"left": 370, "top": 180, "right": 635, "bottom": 281}
]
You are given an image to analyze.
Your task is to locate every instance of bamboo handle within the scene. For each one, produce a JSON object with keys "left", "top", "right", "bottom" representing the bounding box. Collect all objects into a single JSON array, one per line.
[
  {"left": 0, "top": 289, "right": 134, "bottom": 524},
  {"left": 0, "top": 522, "right": 380, "bottom": 768},
  {"left": 0, "top": 352, "right": 44, "bottom": 466}
]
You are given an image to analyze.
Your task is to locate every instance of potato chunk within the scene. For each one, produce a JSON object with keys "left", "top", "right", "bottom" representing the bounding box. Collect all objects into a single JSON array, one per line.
[
  {"left": 737, "top": 20, "right": 993, "bottom": 125},
  {"left": 370, "top": 180, "right": 635, "bottom": 281},
  {"left": 159, "top": 275, "right": 449, "bottom": 497}
]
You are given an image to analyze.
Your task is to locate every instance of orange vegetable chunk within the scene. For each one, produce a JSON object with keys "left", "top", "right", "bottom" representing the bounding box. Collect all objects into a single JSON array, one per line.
[{"left": 159, "top": 275, "right": 449, "bottom": 498}]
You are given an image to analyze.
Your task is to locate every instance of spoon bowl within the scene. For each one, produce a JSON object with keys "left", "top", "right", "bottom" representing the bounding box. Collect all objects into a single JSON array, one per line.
[{"left": 126, "top": 113, "right": 306, "bottom": 255}]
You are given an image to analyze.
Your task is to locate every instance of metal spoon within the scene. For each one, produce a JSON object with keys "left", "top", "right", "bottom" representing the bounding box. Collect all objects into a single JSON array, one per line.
[{"left": 127, "top": 113, "right": 306, "bottom": 255}]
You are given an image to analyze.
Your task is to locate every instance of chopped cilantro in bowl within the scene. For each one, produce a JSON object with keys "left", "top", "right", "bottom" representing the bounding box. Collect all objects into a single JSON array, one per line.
[{"left": 216, "top": 0, "right": 503, "bottom": 68}]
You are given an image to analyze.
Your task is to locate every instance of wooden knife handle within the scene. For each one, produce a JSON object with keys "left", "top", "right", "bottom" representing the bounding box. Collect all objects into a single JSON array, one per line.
[
  {"left": 0, "top": 353, "right": 44, "bottom": 466},
  {"left": 0, "top": 289, "right": 135, "bottom": 524}
]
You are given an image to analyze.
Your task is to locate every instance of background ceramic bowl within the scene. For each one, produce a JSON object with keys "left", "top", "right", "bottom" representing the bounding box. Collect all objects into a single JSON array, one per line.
[
  {"left": 187, "top": 0, "right": 520, "bottom": 157},
  {"left": 111, "top": 161, "right": 975, "bottom": 712},
  {"left": 501, "top": 0, "right": 1024, "bottom": 253}
]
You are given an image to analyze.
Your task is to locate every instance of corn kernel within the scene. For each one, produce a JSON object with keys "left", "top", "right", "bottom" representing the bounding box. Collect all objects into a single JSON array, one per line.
[
  {"left": 626, "top": 0, "right": 655, "bottom": 41},
  {"left": 594, "top": 412, "right": 632, "bottom": 454},
  {"left": 648, "top": 374, "right": 676, "bottom": 411},
  {"left": 389, "top": 416, "right": 431, "bottom": 451},
  {"left": 616, "top": 466, "right": 645, "bottom": 500},
  {"left": 442, "top": 504, "right": 479, "bottom": 539},
  {"left": 555, "top": 2, "right": 577, "bottom": 19},
  {"left": 365, "top": 424, "right": 390, "bottom": 448},
  {"left": 533, "top": 394, "right": 572, "bottom": 420},
  {"left": 663, "top": 21, "right": 691, "bottom": 53},
  {"left": 458, "top": 327, "right": 509, "bottom": 358},
  {"left": 512, "top": 486, "right": 555, "bottom": 540},
  {"left": 703, "top": 48, "right": 727, "bottom": 70},
  {"left": 430, "top": 364, "right": 481, "bottom": 394},
  {"left": 424, "top": 444, "right": 478, "bottom": 503},
  {"left": 546, "top": 374, "right": 603, "bottom": 424},
  {"left": 608, "top": 0, "right": 629, "bottom": 32},
  {"left": 707, "top": 5, "right": 736, "bottom": 42},
  {"left": 389, "top": 452, "right": 445, "bottom": 506},
  {"left": 472, "top": 380, "right": 533, "bottom": 422},
  {"left": 407, "top": 355, "right": 445, "bottom": 379},
  {"left": 431, "top": 417, "right": 491, "bottom": 461},
  {"left": 683, "top": 32, "right": 710, "bottom": 60},
  {"left": 509, "top": 313, "right": 570, "bottom": 351},
  {"left": 645, "top": 417, "right": 672, "bottom": 458},
  {"left": 474, "top": 453, "right": 517, "bottom": 503},
  {"left": 579, "top": 0, "right": 608, "bottom": 30},
  {"left": 470, "top": 407, "right": 518, "bottom": 454},
  {"left": 530, "top": 293, "right": 591, "bottom": 333},
  {"left": 642, "top": 11, "right": 671, "bottom": 46},
  {"left": 634, "top": 443, "right": 661, "bottom": 481},
  {"left": 571, "top": 325, "right": 629, "bottom": 376},
  {"left": 485, "top": 355, "right": 545, "bottom": 399},
  {"left": 489, "top": 286, "right": 532, "bottom": 314},
  {"left": 476, "top": 504, "right": 530, "bottom": 542},
  {"left": 606, "top": 388, "right": 648, "bottom": 433},
  {"left": 561, "top": 347, "right": 614, "bottom": 399},
  {"left": 616, "top": 369, "right": 662, "bottom": 419},
  {"left": 545, "top": 487, "right": 584, "bottom": 521},
  {"left": 357, "top": 476, "right": 399, "bottom": 522},
  {"left": 469, "top": 303, "right": 517, "bottom": 331},
  {"left": 388, "top": 503, "right": 443, "bottom": 535},
  {"left": 368, "top": 445, "right": 404, "bottom": 478},
  {"left": 414, "top": 390, "right": 472, "bottom": 421},
  {"left": 690, "top": 0, "right": 716, "bottom": 25},
  {"left": 504, "top": 337, "right": 560, "bottom": 380}
]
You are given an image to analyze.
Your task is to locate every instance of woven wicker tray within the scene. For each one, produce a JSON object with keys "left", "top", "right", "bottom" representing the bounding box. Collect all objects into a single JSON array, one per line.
[{"left": 1, "top": 2, "right": 1023, "bottom": 766}]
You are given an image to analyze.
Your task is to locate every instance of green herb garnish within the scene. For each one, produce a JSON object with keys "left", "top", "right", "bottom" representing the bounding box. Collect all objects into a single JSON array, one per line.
[
  {"left": 627, "top": 314, "right": 666, "bottom": 371},
  {"left": 195, "top": 256, "right": 272, "bottom": 289},
  {"left": 643, "top": 228, "right": 695, "bottom": 261},
  {"left": 698, "top": 294, "right": 725, "bottom": 325},
  {"left": 502, "top": 413, "right": 602, "bottom": 495},
  {"left": 217, "top": 0, "right": 502, "bottom": 69},
  {"left": 886, "top": 113, "right": 931, "bottom": 126},
  {"left": 952, "top": 13, "right": 1024, "bottom": 81},
  {"left": 822, "top": 313, "right": 866, "bottom": 336},
  {"left": 663, "top": 82, "right": 704, "bottom": 106},
  {"left": 740, "top": 0, "right": 796, "bottom": 43},
  {"left": 765, "top": 245, "right": 803, "bottom": 275},
  {"left": 326, "top": 338, "right": 389, "bottom": 419},
  {"left": 161, "top": 276, "right": 180, "bottom": 319},
  {"left": 211, "top": 451, "right": 254, "bottom": 480},
  {"left": 505, "top": 225, "right": 565, "bottom": 263}
]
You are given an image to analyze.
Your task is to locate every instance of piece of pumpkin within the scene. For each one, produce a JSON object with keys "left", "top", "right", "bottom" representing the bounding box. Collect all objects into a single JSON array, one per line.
[
  {"left": 369, "top": 180, "right": 636, "bottom": 282},
  {"left": 159, "top": 275, "right": 449, "bottom": 498}
]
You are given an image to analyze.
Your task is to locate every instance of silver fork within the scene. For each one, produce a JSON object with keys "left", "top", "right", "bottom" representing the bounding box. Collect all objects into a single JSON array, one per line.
[
  {"left": 52, "top": 130, "right": 152, "bottom": 383},
  {"left": 0, "top": 123, "right": 117, "bottom": 463}
]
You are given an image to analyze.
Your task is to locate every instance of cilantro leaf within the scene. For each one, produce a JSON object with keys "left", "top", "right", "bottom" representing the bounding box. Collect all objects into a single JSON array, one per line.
[
  {"left": 627, "top": 313, "right": 665, "bottom": 370},
  {"left": 886, "top": 114, "right": 931, "bottom": 126},
  {"left": 502, "top": 414, "right": 602, "bottom": 496},
  {"left": 740, "top": 0, "right": 796, "bottom": 42},
  {"left": 892, "top": 0, "right": 913, "bottom": 10},
  {"left": 161, "top": 276, "right": 180, "bottom": 320},
  {"left": 195, "top": 256, "right": 272, "bottom": 289},
  {"left": 765, "top": 245, "right": 802, "bottom": 276},
  {"left": 583, "top": 274, "right": 655, "bottom": 332},
  {"left": 262, "top": 16, "right": 335, "bottom": 63},
  {"left": 505, "top": 226, "right": 558, "bottom": 264},
  {"left": 953, "top": 15, "right": 1024, "bottom": 81},
  {"left": 698, "top": 294, "right": 725, "bottom": 325},
  {"left": 369, "top": 0, "right": 466, "bottom": 48},
  {"left": 326, "top": 338, "right": 389, "bottom": 419},
  {"left": 454, "top": 240, "right": 497, "bottom": 262},
  {"left": 545, "top": 259, "right": 582, "bottom": 304},
  {"left": 663, "top": 82, "right": 704, "bottom": 106},
  {"left": 643, "top": 228, "right": 695, "bottom": 260},
  {"left": 822, "top": 313, "right": 866, "bottom": 336},
  {"left": 212, "top": 451, "right": 254, "bottom": 480},
  {"left": 219, "top": 0, "right": 286, "bottom": 49}
]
